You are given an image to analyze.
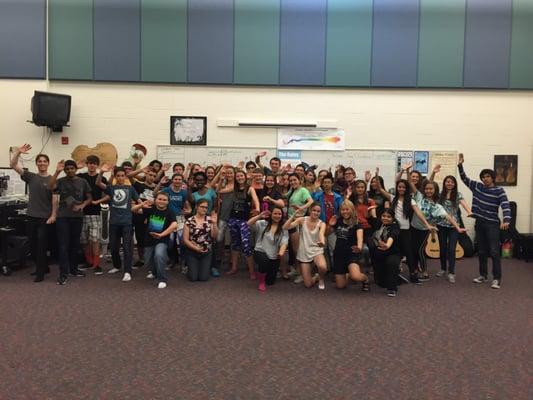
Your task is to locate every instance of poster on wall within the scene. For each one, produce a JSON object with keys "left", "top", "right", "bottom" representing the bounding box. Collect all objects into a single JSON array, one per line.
[
  {"left": 396, "top": 151, "right": 414, "bottom": 172},
  {"left": 170, "top": 116, "right": 207, "bottom": 146},
  {"left": 277, "top": 150, "right": 302, "bottom": 166},
  {"left": 414, "top": 151, "right": 430, "bottom": 174},
  {"left": 494, "top": 155, "right": 518, "bottom": 186},
  {"left": 277, "top": 128, "right": 345, "bottom": 151},
  {"left": 429, "top": 151, "right": 458, "bottom": 181}
]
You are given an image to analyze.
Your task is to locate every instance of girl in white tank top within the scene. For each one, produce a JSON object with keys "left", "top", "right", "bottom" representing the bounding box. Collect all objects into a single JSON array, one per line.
[{"left": 283, "top": 203, "right": 327, "bottom": 290}]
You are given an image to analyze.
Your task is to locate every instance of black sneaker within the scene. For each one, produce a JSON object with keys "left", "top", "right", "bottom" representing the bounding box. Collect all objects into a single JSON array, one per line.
[
  {"left": 34, "top": 276, "right": 44, "bottom": 283},
  {"left": 387, "top": 290, "right": 397, "bottom": 297},
  {"left": 57, "top": 275, "right": 67, "bottom": 285},
  {"left": 410, "top": 275, "right": 422, "bottom": 285},
  {"left": 418, "top": 273, "right": 430, "bottom": 282},
  {"left": 398, "top": 274, "right": 410, "bottom": 284},
  {"left": 70, "top": 269, "right": 86, "bottom": 277},
  {"left": 133, "top": 260, "right": 144, "bottom": 268},
  {"left": 94, "top": 266, "right": 103, "bottom": 275},
  {"left": 362, "top": 281, "right": 370, "bottom": 292}
]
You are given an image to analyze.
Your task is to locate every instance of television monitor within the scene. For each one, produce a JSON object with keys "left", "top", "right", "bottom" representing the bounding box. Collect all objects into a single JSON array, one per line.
[{"left": 31, "top": 91, "right": 71, "bottom": 132}]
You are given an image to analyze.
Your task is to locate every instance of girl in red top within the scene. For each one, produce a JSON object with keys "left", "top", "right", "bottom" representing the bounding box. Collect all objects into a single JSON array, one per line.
[{"left": 348, "top": 180, "right": 377, "bottom": 235}]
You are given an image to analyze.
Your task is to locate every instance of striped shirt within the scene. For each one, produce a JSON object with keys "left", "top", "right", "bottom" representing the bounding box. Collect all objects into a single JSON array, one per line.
[{"left": 458, "top": 165, "right": 511, "bottom": 223}]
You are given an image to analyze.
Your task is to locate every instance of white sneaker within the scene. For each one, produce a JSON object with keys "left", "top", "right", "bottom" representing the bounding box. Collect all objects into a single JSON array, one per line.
[
  {"left": 318, "top": 279, "right": 325, "bottom": 290},
  {"left": 293, "top": 275, "right": 303, "bottom": 284},
  {"left": 146, "top": 272, "right": 155, "bottom": 279},
  {"left": 108, "top": 268, "right": 120, "bottom": 274},
  {"left": 447, "top": 273, "right": 456, "bottom": 283},
  {"left": 158, "top": 282, "right": 167, "bottom": 289},
  {"left": 490, "top": 279, "right": 501, "bottom": 289},
  {"left": 473, "top": 276, "right": 487, "bottom": 284},
  {"left": 436, "top": 270, "right": 446, "bottom": 277},
  {"left": 122, "top": 273, "right": 131, "bottom": 282}
]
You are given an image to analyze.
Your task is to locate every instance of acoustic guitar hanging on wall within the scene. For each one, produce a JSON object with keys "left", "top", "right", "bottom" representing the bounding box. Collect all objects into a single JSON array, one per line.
[{"left": 425, "top": 231, "right": 464, "bottom": 259}]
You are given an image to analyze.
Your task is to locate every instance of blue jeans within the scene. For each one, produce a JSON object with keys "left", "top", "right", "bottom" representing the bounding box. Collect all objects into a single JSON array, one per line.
[
  {"left": 56, "top": 217, "right": 83, "bottom": 278},
  {"left": 438, "top": 226, "right": 459, "bottom": 274},
  {"left": 144, "top": 243, "right": 169, "bottom": 283},
  {"left": 475, "top": 219, "right": 501, "bottom": 280},
  {"left": 186, "top": 250, "right": 211, "bottom": 282},
  {"left": 109, "top": 224, "right": 133, "bottom": 273}
]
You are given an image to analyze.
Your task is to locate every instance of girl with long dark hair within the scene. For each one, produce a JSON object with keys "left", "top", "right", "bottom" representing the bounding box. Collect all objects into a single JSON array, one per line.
[
  {"left": 369, "top": 209, "right": 402, "bottom": 297},
  {"left": 248, "top": 207, "right": 288, "bottom": 291},
  {"left": 348, "top": 179, "right": 377, "bottom": 238},
  {"left": 226, "top": 169, "right": 260, "bottom": 278},
  {"left": 407, "top": 167, "right": 466, "bottom": 281},
  {"left": 368, "top": 172, "right": 390, "bottom": 219},
  {"left": 375, "top": 178, "right": 434, "bottom": 284},
  {"left": 429, "top": 165, "right": 473, "bottom": 283}
]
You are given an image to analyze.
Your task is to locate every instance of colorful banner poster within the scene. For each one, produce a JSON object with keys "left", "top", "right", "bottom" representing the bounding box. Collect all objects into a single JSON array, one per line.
[
  {"left": 277, "top": 128, "right": 345, "bottom": 151},
  {"left": 396, "top": 151, "right": 414, "bottom": 172},
  {"left": 414, "top": 151, "right": 430, "bottom": 174}
]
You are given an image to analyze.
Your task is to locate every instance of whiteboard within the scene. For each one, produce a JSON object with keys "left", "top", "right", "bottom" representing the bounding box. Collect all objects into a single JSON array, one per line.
[
  {"left": 157, "top": 146, "right": 276, "bottom": 167},
  {"left": 156, "top": 146, "right": 455, "bottom": 192},
  {"left": 301, "top": 150, "right": 397, "bottom": 190}
]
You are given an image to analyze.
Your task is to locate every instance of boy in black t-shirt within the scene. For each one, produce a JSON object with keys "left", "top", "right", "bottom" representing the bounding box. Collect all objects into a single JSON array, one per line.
[
  {"left": 136, "top": 192, "right": 177, "bottom": 289},
  {"left": 131, "top": 167, "right": 157, "bottom": 266},
  {"left": 97, "top": 166, "right": 139, "bottom": 282},
  {"left": 78, "top": 155, "right": 109, "bottom": 275},
  {"left": 49, "top": 159, "right": 93, "bottom": 285}
]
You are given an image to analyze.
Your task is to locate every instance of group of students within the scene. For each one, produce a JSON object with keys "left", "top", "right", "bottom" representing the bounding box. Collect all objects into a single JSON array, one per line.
[{"left": 9, "top": 144, "right": 511, "bottom": 295}]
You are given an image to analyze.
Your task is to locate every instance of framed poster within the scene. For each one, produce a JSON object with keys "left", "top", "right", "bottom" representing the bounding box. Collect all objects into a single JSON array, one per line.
[
  {"left": 414, "top": 151, "right": 429, "bottom": 174},
  {"left": 170, "top": 116, "right": 207, "bottom": 146},
  {"left": 397, "top": 151, "right": 414, "bottom": 172},
  {"left": 494, "top": 155, "right": 517, "bottom": 186}
]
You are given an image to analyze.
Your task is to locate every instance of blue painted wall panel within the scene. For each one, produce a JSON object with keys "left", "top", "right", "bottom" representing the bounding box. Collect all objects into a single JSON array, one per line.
[
  {"left": 94, "top": 0, "right": 141, "bottom": 82},
  {"left": 280, "top": 0, "right": 327, "bottom": 86},
  {"left": 188, "top": 0, "right": 234, "bottom": 84},
  {"left": 463, "top": 0, "right": 512, "bottom": 88},
  {"left": 0, "top": 0, "right": 46, "bottom": 79},
  {"left": 371, "top": 0, "right": 420, "bottom": 87}
]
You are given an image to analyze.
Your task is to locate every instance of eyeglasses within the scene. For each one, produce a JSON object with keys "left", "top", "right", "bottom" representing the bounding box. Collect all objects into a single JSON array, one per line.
[{"left": 197, "top": 205, "right": 208, "bottom": 209}]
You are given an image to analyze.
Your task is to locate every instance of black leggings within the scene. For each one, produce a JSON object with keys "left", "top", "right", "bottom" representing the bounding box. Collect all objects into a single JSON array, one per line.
[
  {"left": 372, "top": 251, "right": 401, "bottom": 291},
  {"left": 411, "top": 228, "right": 429, "bottom": 274},
  {"left": 253, "top": 250, "right": 280, "bottom": 285},
  {"left": 398, "top": 229, "right": 417, "bottom": 275}
]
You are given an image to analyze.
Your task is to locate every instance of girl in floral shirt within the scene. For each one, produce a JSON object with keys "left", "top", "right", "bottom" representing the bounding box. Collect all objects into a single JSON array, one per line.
[
  {"left": 407, "top": 167, "right": 465, "bottom": 281},
  {"left": 183, "top": 199, "right": 218, "bottom": 282}
]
